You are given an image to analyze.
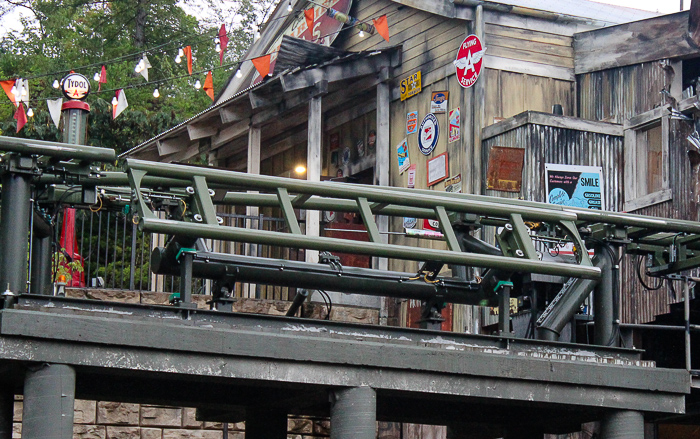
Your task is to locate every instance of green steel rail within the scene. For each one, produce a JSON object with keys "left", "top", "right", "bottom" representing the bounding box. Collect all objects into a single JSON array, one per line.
[{"left": 0, "top": 136, "right": 115, "bottom": 164}]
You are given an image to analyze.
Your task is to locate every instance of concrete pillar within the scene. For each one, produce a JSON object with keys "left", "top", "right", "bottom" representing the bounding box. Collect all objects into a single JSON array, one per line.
[
  {"left": 22, "top": 364, "right": 75, "bottom": 439},
  {"left": 600, "top": 410, "right": 644, "bottom": 439},
  {"left": 0, "top": 392, "right": 13, "bottom": 439},
  {"left": 245, "top": 407, "right": 287, "bottom": 439},
  {"left": 594, "top": 243, "right": 615, "bottom": 346},
  {"left": 306, "top": 95, "right": 322, "bottom": 264},
  {"left": 330, "top": 387, "right": 376, "bottom": 439}
]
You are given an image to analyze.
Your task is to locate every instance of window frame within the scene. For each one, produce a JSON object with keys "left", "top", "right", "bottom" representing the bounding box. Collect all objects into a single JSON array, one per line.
[{"left": 623, "top": 107, "right": 671, "bottom": 212}]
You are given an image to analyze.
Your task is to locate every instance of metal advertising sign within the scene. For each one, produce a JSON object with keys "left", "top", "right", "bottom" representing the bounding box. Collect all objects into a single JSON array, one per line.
[
  {"left": 397, "top": 138, "right": 410, "bottom": 173},
  {"left": 252, "top": 0, "right": 353, "bottom": 85},
  {"left": 407, "top": 164, "right": 416, "bottom": 188},
  {"left": 448, "top": 107, "right": 460, "bottom": 143},
  {"left": 444, "top": 174, "right": 462, "bottom": 193},
  {"left": 430, "top": 91, "right": 448, "bottom": 114},
  {"left": 400, "top": 71, "right": 421, "bottom": 101},
  {"left": 545, "top": 164, "right": 604, "bottom": 210},
  {"left": 427, "top": 152, "right": 448, "bottom": 186},
  {"left": 486, "top": 146, "right": 525, "bottom": 193},
  {"left": 61, "top": 73, "right": 90, "bottom": 100},
  {"left": 403, "top": 217, "right": 417, "bottom": 229},
  {"left": 406, "top": 111, "right": 418, "bottom": 134},
  {"left": 418, "top": 113, "right": 439, "bottom": 155},
  {"left": 454, "top": 34, "right": 486, "bottom": 89}
]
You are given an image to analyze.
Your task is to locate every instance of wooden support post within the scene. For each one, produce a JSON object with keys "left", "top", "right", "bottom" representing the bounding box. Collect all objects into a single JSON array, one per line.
[
  {"left": 376, "top": 79, "right": 390, "bottom": 320},
  {"left": 306, "top": 95, "right": 322, "bottom": 264},
  {"left": 472, "top": 5, "right": 485, "bottom": 196},
  {"left": 245, "top": 124, "right": 261, "bottom": 298}
]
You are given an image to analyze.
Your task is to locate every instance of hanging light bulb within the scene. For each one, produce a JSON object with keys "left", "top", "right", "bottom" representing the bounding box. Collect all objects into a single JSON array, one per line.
[
  {"left": 178, "top": 48, "right": 184, "bottom": 57},
  {"left": 135, "top": 62, "right": 142, "bottom": 73},
  {"left": 10, "top": 85, "right": 17, "bottom": 96},
  {"left": 215, "top": 37, "right": 220, "bottom": 44},
  {"left": 94, "top": 72, "right": 100, "bottom": 81},
  {"left": 359, "top": 29, "right": 365, "bottom": 38},
  {"left": 112, "top": 96, "right": 118, "bottom": 105},
  {"left": 215, "top": 43, "right": 221, "bottom": 53},
  {"left": 194, "top": 80, "right": 201, "bottom": 89},
  {"left": 287, "top": 0, "right": 293, "bottom": 12},
  {"left": 153, "top": 88, "right": 160, "bottom": 98},
  {"left": 21, "top": 86, "right": 28, "bottom": 96},
  {"left": 27, "top": 108, "right": 34, "bottom": 117},
  {"left": 175, "top": 54, "right": 182, "bottom": 64},
  {"left": 235, "top": 69, "right": 243, "bottom": 78},
  {"left": 53, "top": 79, "right": 60, "bottom": 89},
  {"left": 254, "top": 26, "right": 261, "bottom": 41}
]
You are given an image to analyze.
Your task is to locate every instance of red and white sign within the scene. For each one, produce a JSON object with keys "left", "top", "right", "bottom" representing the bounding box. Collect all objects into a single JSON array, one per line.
[{"left": 454, "top": 34, "right": 485, "bottom": 89}]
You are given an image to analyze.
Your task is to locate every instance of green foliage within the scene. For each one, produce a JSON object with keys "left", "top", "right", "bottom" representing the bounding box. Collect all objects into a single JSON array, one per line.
[
  {"left": 53, "top": 247, "right": 84, "bottom": 284},
  {"left": 0, "top": 0, "right": 266, "bottom": 154}
]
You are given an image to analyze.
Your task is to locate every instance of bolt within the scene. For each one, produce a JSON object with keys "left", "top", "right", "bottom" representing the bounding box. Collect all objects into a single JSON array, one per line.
[
  {"left": 208, "top": 189, "right": 215, "bottom": 196},
  {"left": 186, "top": 186, "right": 195, "bottom": 194},
  {"left": 216, "top": 216, "right": 223, "bottom": 224},
  {"left": 515, "top": 249, "right": 524, "bottom": 257},
  {"left": 193, "top": 214, "right": 203, "bottom": 222},
  {"left": 505, "top": 223, "right": 513, "bottom": 231}
]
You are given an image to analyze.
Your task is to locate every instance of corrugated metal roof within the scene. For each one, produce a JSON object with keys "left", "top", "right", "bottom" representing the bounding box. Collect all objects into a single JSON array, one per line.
[{"left": 482, "top": 0, "right": 658, "bottom": 23}]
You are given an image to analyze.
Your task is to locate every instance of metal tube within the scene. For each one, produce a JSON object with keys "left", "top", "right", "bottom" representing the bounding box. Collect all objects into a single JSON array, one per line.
[
  {"left": 22, "top": 363, "right": 76, "bottom": 439},
  {"left": 599, "top": 410, "right": 644, "bottom": 439},
  {"left": 0, "top": 136, "right": 115, "bottom": 163},
  {"left": 594, "top": 244, "right": 615, "bottom": 346},
  {"left": 130, "top": 222, "right": 137, "bottom": 290},
  {"left": 285, "top": 289, "right": 309, "bottom": 317},
  {"left": 330, "top": 387, "right": 376, "bottom": 439},
  {"left": 0, "top": 391, "right": 13, "bottom": 439},
  {"left": 0, "top": 170, "right": 32, "bottom": 294},
  {"left": 30, "top": 234, "right": 53, "bottom": 295},
  {"left": 685, "top": 281, "right": 692, "bottom": 371},
  {"left": 142, "top": 218, "right": 601, "bottom": 280}
]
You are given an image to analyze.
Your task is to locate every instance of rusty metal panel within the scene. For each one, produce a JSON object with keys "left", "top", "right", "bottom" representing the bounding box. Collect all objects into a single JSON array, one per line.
[{"left": 486, "top": 147, "right": 525, "bottom": 192}]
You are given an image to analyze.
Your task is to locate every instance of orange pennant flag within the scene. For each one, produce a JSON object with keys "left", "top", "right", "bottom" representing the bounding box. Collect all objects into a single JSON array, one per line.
[
  {"left": 203, "top": 71, "right": 215, "bottom": 101},
  {"left": 373, "top": 15, "right": 390, "bottom": 42},
  {"left": 304, "top": 8, "right": 315, "bottom": 33},
  {"left": 251, "top": 54, "right": 272, "bottom": 79},
  {"left": 1, "top": 79, "right": 17, "bottom": 107},
  {"left": 14, "top": 103, "right": 27, "bottom": 133},
  {"left": 184, "top": 46, "right": 193, "bottom": 75}
]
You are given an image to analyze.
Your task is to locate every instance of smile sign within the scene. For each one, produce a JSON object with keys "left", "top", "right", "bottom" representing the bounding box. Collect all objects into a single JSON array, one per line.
[
  {"left": 454, "top": 34, "right": 486, "bottom": 88},
  {"left": 61, "top": 73, "right": 91, "bottom": 100}
]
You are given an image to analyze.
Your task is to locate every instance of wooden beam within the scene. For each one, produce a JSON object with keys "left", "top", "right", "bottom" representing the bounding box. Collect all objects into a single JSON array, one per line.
[
  {"left": 219, "top": 107, "right": 247, "bottom": 124},
  {"left": 212, "top": 120, "right": 250, "bottom": 149},
  {"left": 187, "top": 121, "right": 219, "bottom": 141},
  {"left": 157, "top": 136, "right": 190, "bottom": 156},
  {"left": 306, "top": 95, "right": 322, "bottom": 264}
]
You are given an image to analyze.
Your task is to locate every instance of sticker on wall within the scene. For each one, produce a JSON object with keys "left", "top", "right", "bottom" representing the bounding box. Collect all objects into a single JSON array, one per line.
[
  {"left": 545, "top": 164, "right": 604, "bottom": 210},
  {"left": 430, "top": 91, "right": 448, "bottom": 114},
  {"left": 367, "top": 130, "right": 376, "bottom": 151},
  {"left": 403, "top": 217, "right": 417, "bottom": 229},
  {"left": 397, "top": 138, "right": 411, "bottom": 173},
  {"left": 419, "top": 113, "right": 439, "bottom": 155},
  {"left": 342, "top": 146, "right": 351, "bottom": 165},
  {"left": 423, "top": 218, "right": 440, "bottom": 231},
  {"left": 445, "top": 174, "right": 462, "bottom": 193},
  {"left": 427, "top": 152, "right": 448, "bottom": 186},
  {"left": 454, "top": 34, "right": 485, "bottom": 88},
  {"left": 407, "top": 111, "right": 418, "bottom": 135},
  {"left": 356, "top": 139, "right": 365, "bottom": 158},
  {"left": 323, "top": 210, "right": 337, "bottom": 223},
  {"left": 448, "top": 107, "right": 460, "bottom": 143},
  {"left": 407, "top": 164, "right": 416, "bottom": 188},
  {"left": 400, "top": 71, "right": 421, "bottom": 101}
]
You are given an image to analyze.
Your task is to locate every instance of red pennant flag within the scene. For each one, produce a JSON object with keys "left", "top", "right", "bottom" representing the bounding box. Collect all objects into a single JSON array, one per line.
[
  {"left": 218, "top": 24, "right": 228, "bottom": 66},
  {"left": 14, "top": 103, "right": 27, "bottom": 133},
  {"left": 251, "top": 54, "right": 272, "bottom": 79},
  {"left": 184, "top": 46, "right": 193, "bottom": 75},
  {"left": 1, "top": 79, "right": 17, "bottom": 107},
  {"left": 373, "top": 15, "right": 390, "bottom": 42},
  {"left": 203, "top": 71, "right": 215, "bottom": 101},
  {"left": 304, "top": 8, "right": 315, "bottom": 34},
  {"left": 98, "top": 65, "right": 107, "bottom": 91}
]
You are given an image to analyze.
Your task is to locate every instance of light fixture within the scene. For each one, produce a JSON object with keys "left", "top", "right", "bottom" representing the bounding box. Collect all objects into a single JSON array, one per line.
[
  {"left": 135, "top": 61, "right": 142, "bottom": 73},
  {"left": 215, "top": 43, "right": 221, "bottom": 52},
  {"left": 178, "top": 48, "right": 184, "bottom": 57},
  {"left": 153, "top": 88, "right": 160, "bottom": 98},
  {"left": 175, "top": 54, "right": 182, "bottom": 64},
  {"left": 359, "top": 30, "right": 365, "bottom": 38},
  {"left": 94, "top": 72, "right": 100, "bottom": 81},
  {"left": 52, "top": 79, "right": 60, "bottom": 89},
  {"left": 27, "top": 108, "right": 34, "bottom": 117},
  {"left": 287, "top": 0, "right": 293, "bottom": 12},
  {"left": 20, "top": 86, "right": 28, "bottom": 96},
  {"left": 112, "top": 96, "right": 118, "bottom": 105},
  {"left": 194, "top": 80, "right": 201, "bottom": 89},
  {"left": 295, "top": 165, "right": 306, "bottom": 174},
  {"left": 236, "top": 69, "right": 243, "bottom": 78}
]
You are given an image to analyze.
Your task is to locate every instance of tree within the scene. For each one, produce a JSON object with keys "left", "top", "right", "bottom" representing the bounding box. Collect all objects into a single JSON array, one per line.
[{"left": 0, "top": 0, "right": 264, "bottom": 154}]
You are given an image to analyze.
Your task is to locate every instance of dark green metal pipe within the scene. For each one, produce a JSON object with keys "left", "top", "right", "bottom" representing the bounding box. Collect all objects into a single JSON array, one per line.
[
  {"left": 0, "top": 136, "right": 115, "bottom": 163},
  {"left": 142, "top": 217, "right": 601, "bottom": 279},
  {"left": 0, "top": 170, "right": 31, "bottom": 294},
  {"left": 22, "top": 364, "right": 75, "bottom": 439},
  {"left": 330, "top": 387, "right": 376, "bottom": 439}
]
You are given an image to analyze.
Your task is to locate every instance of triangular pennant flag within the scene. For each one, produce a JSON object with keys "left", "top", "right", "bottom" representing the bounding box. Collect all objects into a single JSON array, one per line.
[
  {"left": 251, "top": 54, "right": 272, "bottom": 79},
  {"left": 203, "top": 71, "right": 215, "bottom": 101},
  {"left": 304, "top": 8, "right": 315, "bottom": 33},
  {"left": 16, "top": 79, "right": 29, "bottom": 106},
  {"left": 112, "top": 89, "right": 129, "bottom": 119},
  {"left": 373, "top": 15, "right": 390, "bottom": 42},
  {"left": 14, "top": 103, "right": 27, "bottom": 133},
  {"left": 47, "top": 98, "right": 63, "bottom": 129},
  {"left": 0, "top": 79, "right": 17, "bottom": 107},
  {"left": 139, "top": 55, "right": 152, "bottom": 81},
  {"left": 184, "top": 46, "right": 193, "bottom": 75},
  {"left": 218, "top": 24, "right": 228, "bottom": 66},
  {"left": 98, "top": 65, "right": 107, "bottom": 91}
]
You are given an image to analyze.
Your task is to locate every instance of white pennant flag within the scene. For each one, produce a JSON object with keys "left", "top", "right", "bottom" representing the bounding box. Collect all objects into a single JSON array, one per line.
[
  {"left": 15, "top": 79, "right": 29, "bottom": 106},
  {"left": 112, "top": 89, "right": 128, "bottom": 119},
  {"left": 47, "top": 98, "right": 63, "bottom": 129},
  {"left": 139, "top": 55, "right": 152, "bottom": 81}
]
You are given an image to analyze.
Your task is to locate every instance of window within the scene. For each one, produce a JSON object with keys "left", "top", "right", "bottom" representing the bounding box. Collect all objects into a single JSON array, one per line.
[{"left": 624, "top": 108, "right": 671, "bottom": 211}]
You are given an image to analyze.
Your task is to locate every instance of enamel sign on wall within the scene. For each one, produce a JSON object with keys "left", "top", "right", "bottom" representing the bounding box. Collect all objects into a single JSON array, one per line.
[
  {"left": 418, "top": 113, "right": 439, "bottom": 155},
  {"left": 454, "top": 34, "right": 485, "bottom": 88}
]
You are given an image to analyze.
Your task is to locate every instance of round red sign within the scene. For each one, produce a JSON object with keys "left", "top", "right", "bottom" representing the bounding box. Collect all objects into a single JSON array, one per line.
[{"left": 454, "top": 34, "right": 485, "bottom": 89}]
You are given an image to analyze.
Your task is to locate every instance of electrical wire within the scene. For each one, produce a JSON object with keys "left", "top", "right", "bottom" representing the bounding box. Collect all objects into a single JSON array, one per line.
[{"left": 635, "top": 255, "right": 664, "bottom": 290}]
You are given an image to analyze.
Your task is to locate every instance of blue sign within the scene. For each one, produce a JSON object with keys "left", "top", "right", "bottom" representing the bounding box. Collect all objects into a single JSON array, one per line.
[
  {"left": 545, "top": 164, "right": 603, "bottom": 210},
  {"left": 418, "top": 113, "right": 439, "bottom": 155}
]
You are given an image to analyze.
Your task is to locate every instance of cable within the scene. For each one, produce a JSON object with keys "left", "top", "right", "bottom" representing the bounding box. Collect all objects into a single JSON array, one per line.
[
  {"left": 317, "top": 289, "right": 332, "bottom": 319},
  {"left": 636, "top": 255, "right": 664, "bottom": 290}
]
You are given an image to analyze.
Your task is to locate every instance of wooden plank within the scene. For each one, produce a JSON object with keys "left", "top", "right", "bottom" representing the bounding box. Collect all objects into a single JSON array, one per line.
[
  {"left": 487, "top": 45, "right": 574, "bottom": 69},
  {"left": 484, "top": 23, "right": 573, "bottom": 47},
  {"left": 574, "top": 12, "right": 697, "bottom": 74},
  {"left": 306, "top": 96, "right": 322, "bottom": 263},
  {"left": 156, "top": 136, "right": 189, "bottom": 156},
  {"left": 212, "top": 120, "right": 250, "bottom": 149},
  {"left": 187, "top": 121, "right": 220, "bottom": 141},
  {"left": 501, "top": 72, "right": 526, "bottom": 120},
  {"left": 484, "top": 68, "right": 502, "bottom": 126},
  {"left": 343, "top": 7, "right": 435, "bottom": 52},
  {"left": 483, "top": 56, "right": 574, "bottom": 81},
  {"left": 219, "top": 107, "right": 247, "bottom": 124},
  {"left": 485, "top": 32, "right": 573, "bottom": 58},
  {"left": 483, "top": 10, "right": 598, "bottom": 37},
  {"left": 524, "top": 75, "right": 552, "bottom": 114}
]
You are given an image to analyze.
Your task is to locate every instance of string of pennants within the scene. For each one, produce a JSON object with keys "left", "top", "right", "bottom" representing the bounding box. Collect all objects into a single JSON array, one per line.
[{"left": 1, "top": 3, "right": 390, "bottom": 133}]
